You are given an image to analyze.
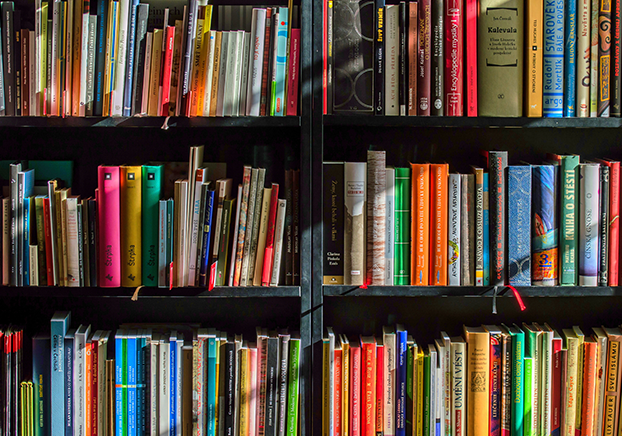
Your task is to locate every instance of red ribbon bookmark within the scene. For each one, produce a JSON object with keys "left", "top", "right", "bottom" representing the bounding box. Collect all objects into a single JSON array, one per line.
[{"left": 507, "top": 285, "right": 526, "bottom": 311}]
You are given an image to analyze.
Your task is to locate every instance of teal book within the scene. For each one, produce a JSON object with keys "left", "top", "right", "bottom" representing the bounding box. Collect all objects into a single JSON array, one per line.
[
  {"left": 166, "top": 199, "right": 174, "bottom": 287},
  {"left": 503, "top": 324, "right": 524, "bottom": 436},
  {"left": 395, "top": 167, "right": 411, "bottom": 285},
  {"left": 559, "top": 155, "right": 579, "bottom": 285},
  {"left": 50, "top": 311, "right": 71, "bottom": 436},
  {"left": 271, "top": 7, "right": 288, "bottom": 116},
  {"left": 207, "top": 334, "right": 218, "bottom": 436},
  {"left": 141, "top": 165, "right": 163, "bottom": 287},
  {"left": 24, "top": 196, "right": 30, "bottom": 286},
  {"left": 286, "top": 336, "right": 301, "bottom": 436}
]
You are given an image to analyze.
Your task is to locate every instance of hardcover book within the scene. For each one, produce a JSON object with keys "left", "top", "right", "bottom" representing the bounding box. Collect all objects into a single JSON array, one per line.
[
  {"left": 394, "top": 167, "right": 410, "bottom": 285},
  {"left": 577, "top": 0, "right": 591, "bottom": 116},
  {"left": 97, "top": 166, "right": 121, "bottom": 287},
  {"left": 532, "top": 165, "right": 558, "bottom": 286},
  {"left": 411, "top": 163, "right": 430, "bottom": 285},
  {"left": 488, "top": 151, "right": 507, "bottom": 286},
  {"left": 385, "top": 5, "right": 399, "bottom": 116},
  {"left": 385, "top": 167, "right": 395, "bottom": 283},
  {"left": 565, "top": 0, "right": 577, "bottom": 116},
  {"left": 460, "top": 174, "right": 474, "bottom": 286},
  {"left": 579, "top": 163, "right": 600, "bottom": 286},
  {"left": 120, "top": 165, "right": 142, "bottom": 287},
  {"left": 542, "top": 0, "right": 564, "bottom": 117},
  {"left": 345, "top": 162, "right": 366, "bottom": 286},
  {"left": 525, "top": 0, "right": 543, "bottom": 117},
  {"left": 430, "top": 0, "right": 444, "bottom": 115},
  {"left": 596, "top": 158, "right": 620, "bottom": 286},
  {"left": 430, "top": 163, "right": 448, "bottom": 286},
  {"left": 418, "top": 0, "right": 432, "bottom": 115},
  {"left": 472, "top": 167, "right": 484, "bottom": 285},
  {"left": 558, "top": 155, "right": 579, "bottom": 285},
  {"left": 447, "top": 173, "right": 461, "bottom": 286},
  {"left": 599, "top": 165, "right": 610, "bottom": 286},
  {"left": 507, "top": 165, "right": 531, "bottom": 286},
  {"left": 367, "top": 150, "right": 386, "bottom": 285},
  {"left": 445, "top": 0, "right": 463, "bottom": 115},
  {"left": 598, "top": 0, "right": 612, "bottom": 116},
  {"left": 464, "top": 326, "right": 490, "bottom": 436}
]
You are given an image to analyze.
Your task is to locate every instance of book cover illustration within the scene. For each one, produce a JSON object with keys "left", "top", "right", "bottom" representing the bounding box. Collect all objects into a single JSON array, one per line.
[{"left": 532, "top": 165, "right": 558, "bottom": 285}]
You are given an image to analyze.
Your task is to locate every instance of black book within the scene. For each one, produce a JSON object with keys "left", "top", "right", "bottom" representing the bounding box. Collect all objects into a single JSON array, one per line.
[
  {"left": 374, "top": 0, "right": 384, "bottom": 115},
  {"left": 599, "top": 164, "right": 610, "bottom": 286},
  {"left": 88, "top": 198, "right": 98, "bottom": 287},
  {"left": 399, "top": 1, "right": 407, "bottom": 116},
  {"left": 223, "top": 340, "right": 236, "bottom": 436},
  {"left": 323, "top": 162, "right": 344, "bottom": 284},
  {"left": 488, "top": 151, "right": 507, "bottom": 286},
  {"left": 93, "top": 0, "right": 108, "bottom": 116},
  {"left": 431, "top": 0, "right": 443, "bottom": 115},
  {"left": 334, "top": 0, "right": 374, "bottom": 113},
  {"left": 131, "top": 3, "right": 149, "bottom": 115},
  {"left": 284, "top": 169, "right": 293, "bottom": 285},
  {"left": 12, "top": 9, "right": 19, "bottom": 116},
  {"left": 2, "top": 2, "right": 14, "bottom": 116},
  {"left": 264, "top": 333, "right": 280, "bottom": 436},
  {"left": 292, "top": 169, "right": 300, "bottom": 285},
  {"left": 76, "top": 203, "right": 84, "bottom": 285},
  {"left": 326, "top": 0, "right": 333, "bottom": 114},
  {"left": 179, "top": 0, "right": 198, "bottom": 116}
]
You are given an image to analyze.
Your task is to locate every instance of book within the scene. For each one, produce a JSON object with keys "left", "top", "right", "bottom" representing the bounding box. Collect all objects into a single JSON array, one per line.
[
  {"left": 367, "top": 150, "right": 386, "bottom": 285},
  {"left": 418, "top": 0, "right": 431, "bottom": 115},
  {"left": 464, "top": 326, "right": 490, "bottom": 436},
  {"left": 374, "top": 0, "right": 385, "bottom": 115},
  {"left": 577, "top": 0, "right": 591, "bottom": 116},
  {"left": 507, "top": 165, "right": 531, "bottom": 286},
  {"left": 97, "top": 166, "right": 121, "bottom": 287},
  {"left": 579, "top": 163, "right": 600, "bottom": 286},
  {"left": 488, "top": 151, "right": 507, "bottom": 286},
  {"left": 602, "top": 327, "right": 622, "bottom": 436},
  {"left": 429, "top": 163, "right": 448, "bottom": 285},
  {"left": 599, "top": 164, "right": 610, "bottom": 286},
  {"left": 447, "top": 173, "right": 461, "bottom": 286},
  {"left": 142, "top": 164, "right": 163, "bottom": 287},
  {"left": 503, "top": 324, "right": 524, "bottom": 436},
  {"left": 542, "top": 0, "right": 564, "bottom": 117},
  {"left": 407, "top": 2, "right": 418, "bottom": 116},
  {"left": 525, "top": 0, "right": 543, "bottom": 117},
  {"left": 324, "top": 162, "right": 344, "bottom": 285},
  {"left": 394, "top": 167, "right": 410, "bottom": 285},
  {"left": 472, "top": 167, "right": 484, "bottom": 285},
  {"left": 120, "top": 165, "right": 142, "bottom": 287},
  {"left": 385, "top": 167, "right": 395, "bottom": 284},
  {"left": 411, "top": 163, "right": 429, "bottom": 285},
  {"left": 385, "top": 4, "right": 400, "bottom": 116},
  {"left": 261, "top": 184, "right": 280, "bottom": 286},
  {"left": 460, "top": 174, "right": 474, "bottom": 286},
  {"left": 558, "top": 155, "right": 580, "bottom": 285},
  {"left": 344, "top": 162, "right": 366, "bottom": 286},
  {"left": 565, "top": 0, "right": 577, "bottom": 116},
  {"left": 444, "top": 0, "right": 463, "bottom": 115},
  {"left": 532, "top": 165, "right": 558, "bottom": 286},
  {"left": 596, "top": 158, "right": 620, "bottom": 286},
  {"left": 562, "top": 328, "right": 580, "bottom": 436}
]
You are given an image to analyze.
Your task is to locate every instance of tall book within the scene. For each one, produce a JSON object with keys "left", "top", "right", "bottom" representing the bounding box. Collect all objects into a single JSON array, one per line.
[
  {"left": 385, "top": 5, "right": 399, "bottom": 116},
  {"left": 418, "top": 0, "right": 431, "bottom": 115},
  {"left": 367, "top": 150, "right": 386, "bottom": 285},
  {"left": 464, "top": 326, "right": 490, "bottom": 436},
  {"left": 385, "top": 167, "right": 395, "bottom": 283},
  {"left": 542, "top": 0, "right": 564, "bottom": 117},
  {"left": 411, "top": 163, "right": 430, "bottom": 285},
  {"left": 598, "top": 164, "right": 610, "bottom": 286},
  {"left": 429, "top": 163, "right": 448, "bottom": 286},
  {"left": 488, "top": 151, "right": 507, "bottom": 286},
  {"left": 407, "top": 2, "right": 418, "bottom": 115},
  {"left": 430, "top": 0, "right": 444, "bottom": 116},
  {"left": 581, "top": 338, "right": 598, "bottom": 436},
  {"left": 602, "top": 327, "right": 622, "bottom": 436},
  {"left": 345, "top": 162, "right": 367, "bottom": 286},
  {"left": 525, "top": 0, "right": 543, "bottom": 117},
  {"left": 503, "top": 324, "right": 524, "bottom": 436},
  {"left": 477, "top": 0, "right": 524, "bottom": 116},
  {"left": 394, "top": 167, "right": 410, "bottom": 285},
  {"left": 507, "top": 165, "right": 531, "bottom": 286},
  {"left": 591, "top": 0, "right": 599, "bottom": 117},
  {"left": 360, "top": 336, "right": 376, "bottom": 436},
  {"left": 466, "top": 0, "right": 477, "bottom": 115},
  {"left": 51, "top": 311, "right": 71, "bottom": 436},
  {"left": 374, "top": 0, "right": 385, "bottom": 115},
  {"left": 98, "top": 166, "right": 121, "bottom": 287},
  {"left": 579, "top": 163, "right": 600, "bottom": 286},
  {"left": 142, "top": 164, "right": 163, "bottom": 287},
  {"left": 120, "top": 165, "right": 142, "bottom": 287},
  {"left": 565, "top": 0, "right": 577, "bottom": 116},
  {"left": 577, "top": 0, "right": 591, "bottom": 116},
  {"left": 445, "top": 0, "right": 463, "bottom": 115},
  {"left": 598, "top": 0, "right": 612, "bottom": 116},
  {"left": 558, "top": 155, "right": 579, "bottom": 285},
  {"left": 532, "top": 165, "right": 558, "bottom": 286},
  {"left": 596, "top": 158, "right": 620, "bottom": 286},
  {"left": 460, "top": 174, "right": 474, "bottom": 286},
  {"left": 562, "top": 329, "right": 580, "bottom": 436},
  {"left": 447, "top": 173, "right": 461, "bottom": 286},
  {"left": 471, "top": 167, "right": 484, "bottom": 285}
]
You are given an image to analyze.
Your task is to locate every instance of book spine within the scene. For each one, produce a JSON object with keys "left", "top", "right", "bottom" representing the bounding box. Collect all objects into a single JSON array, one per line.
[
  {"left": 272, "top": 9, "right": 288, "bottom": 116},
  {"left": 411, "top": 163, "right": 430, "bottom": 285},
  {"left": 542, "top": 0, "right": 564, "bottom": 117},
  {"left": 362, "top": 341, "right": 376, "bottom": 436},
  {"left": 460, "top": 174, "right": 474, "bottom": 286},
  {"left": 233, "top": 167, "right": 252, "bottom": 286},
  {"left": 465, "top": 330, "right": 490, "bottom": 436},
  {"left": 394, "top": 168, "right": 411, "bottom": 285},
  {"left": 98, "top": 166, "right": 121, "bottom": 287},
  {"left": 599, "top": 165, "right": 610, "bottom": 285},
  {"left": 430, "top": 164, "right": 448, "bottom": 285},
  {"left": 564, "top": 337, "right": 578, "bottom": 436},
  {"left": 286, "top": 28, "right": 300, "bottom": 116},
  {"left": 430, "top": 0, "right": 443, "bottom": 116},
  {"left": 445, "top": 0, "right": 463, "bottom": 116},
  {"left": 88, "top": 199, "right": 97, "bottom": 287},
  {"left": 142, "top": 165, "right": 162, "bottom": 288},
  {"left": 286, "top": 338, "right": 300, "bottom": 436},
  {"left": 261, "top": 185, "right": 280, "bottom": 286},
  {"left": 525, "top": 0, "right": 552, "bottom": 117},
  {"left": 550, "top": 339, "right": 562, "bottom": 436},
  {"left": 581, "top": 341, "right": 597, "bottom": 436},
  {"left": 591, "top": 0, "right": 600, "bottom": 116},
  {"left": 345, "top": 162, "right": 367, "bottom": 286},
  {"left": 488, "top": 152, "right": 507, "bottom": 286},
  {"left": 482, "top": 173, "right": 490, "bottom": 285},
  {"left": 130, "top": 4, "right": 148, "bottom": 115},
  {"left": 577, "top": 0, "right": 591, "bottom": 116},
  {"left": 120, "top": 166, "right": 142, "bottom": 287},
  {"left": 324, "top": 163, "right": 345, "bottom": 285},
  {"left": 612, "top": 0, "right": 622, "bottom": 115},
  {"left": 160, "top": 26, "right": 175, "bottom": 116},
  {"left": 608, "top": 162, "right": 620, "bottom": 285},
  {"left": 418, "top": 0, "right": 431, "bottom": 115},
  {"left": 560, "top": 156, "right": 579, "bottom": 285},
  {"left": 598, "top": 0, "right": 612, "bottom": 116},
  {"left": 447, "top": 174, "right": 461, "bottom": 286},
  {"left": 579, "top": 164, "right": 600, "bottom": 286},
  {"left": 396, "top": 331, "right": 407, "bottom": 436},
  {"left": 399, "top": 2, "right": 407, "bottom": 116},
  {"left": 565, "top": 0, "right": 578, "bottom": 116},
  {"left": 408, "top": 2, "right": 418, "bottom": 115},
  {"left": 367, "top": 151, "right": 386, "bottom": 285},
  {"left": 489, "top": 332, "right": 502, "bottom": 436},
  {"left": 64, "top": 333, "right": 74, "bottom": 436},
  {"left": 386, "top": 5, "right": 399, "bottom": 116},
  {"left": 507, "top": 166, "right": 532, "bottom": 286},
  {"left": 465, "top": 0, "right": 477, "bottom": 115},
  {"left": 500, "top": 333, "right": 511, "bottom": 436},
  {"left": 450, "top": 342, "right": 465, "bottom": 436},
  {"left": 523, "top": 357, "right": 534, "bottom": 436},
  {"left": 532, "top": 165, "right": 558, "bottom": 286},
  {"left": 374, "top": 0, "right": 385, "bottom": 115},
  {"left": 472, "top": 169, "right": 483, "bottom": 285},
  {"left": 198, "top": 190, "right": 215, "bottom": 287},
  {"left": 603, "top": 336, "right": 622, "bottom": 436},
  {"left": 510, "top": 331, "right": 524, "bottom": 436}
]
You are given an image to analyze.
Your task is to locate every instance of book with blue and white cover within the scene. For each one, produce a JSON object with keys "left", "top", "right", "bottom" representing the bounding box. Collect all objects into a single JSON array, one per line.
[
  {"left": 271, "top": 7, "right": 288, "bottom": 116},
  {"left": 543, "top": 0, "right": 565, "bottom": 117},
  {"left": 508, "top": 165, "right": 532, "bottom": 286},
  {"left": 564, "top": 0, "right": 576, "bottom": 116},
  {"left": 50, "top": 311, "right": 71, "bottom": 436},
  {"left": 532, "top": 165, "right": 559, "bottom": 285}
]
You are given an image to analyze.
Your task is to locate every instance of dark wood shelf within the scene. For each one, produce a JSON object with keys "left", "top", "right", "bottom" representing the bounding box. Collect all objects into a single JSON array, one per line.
[
  {"left": 323, "top": 115, "right": 622, "bottom": 128},
  {"left": 0, "top": 116, "right": 301, "bottom": 128},
  {"left": 0, "top": 286, "right": 301, "bottom": 298},
  {"left": 323, "top": 285, "right": 622, "bottom": 297}
]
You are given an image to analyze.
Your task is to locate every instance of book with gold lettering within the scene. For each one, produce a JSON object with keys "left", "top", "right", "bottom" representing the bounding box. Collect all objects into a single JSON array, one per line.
[
  {"left": 464, "top": 326, "right": 490, "bottom": 436},
  {"left": 410, "top": 163, "right": 429, "bottom": 286},
  {"left": 602, "top": 327, "right": 622, "bottom": 436}
]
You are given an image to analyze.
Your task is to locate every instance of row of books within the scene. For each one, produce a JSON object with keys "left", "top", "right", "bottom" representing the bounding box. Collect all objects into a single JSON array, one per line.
[
  {"left": 323, "top": 324, "right": 622, "bottom": 436},
  {"left": 0, "top": 1, "right": 301, "bottom": 117},
  {"left": 323, "top": 0, "right": 619, "bottom": 117},
  {"left": 322, "top": 151, "right": 620, "bottom": 287},
  {"left": 5, "top": 149, "right": 301, "bottom": 288},
  {"left": 21, "top": 311, "right": 302, "bottom": 436}
]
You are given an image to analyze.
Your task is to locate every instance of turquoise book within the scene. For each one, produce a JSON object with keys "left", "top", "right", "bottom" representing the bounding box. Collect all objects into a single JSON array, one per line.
[
  {"left": 207, "top": 334, "right": 218, "bottom": 436},
  {"left": 23, "top": 196, "right": 31, "bottom": 286},
  {"left": 564, "top": 0, "right": 577, "bottom": 116},
  {"left": 271, "top": 7, "right": 289, "bottom": 116},
  {"left": 142, "top": 165, "right": 163, "bottom": 287},
  {"left": 395, "top": 167, "right": 411, "bottom": 285},
  {"left": 542, "top": 0, "right": 564, "bottom": 117},
  {"left": 503, "top": 324, "right": 524, "bottom": 436},
  {"left": 127, "top": 331, "right": 137, "bottom": 436},
  {"left": 559, "top": 155, "right": 579, "bottom": 285},
  {"left": 483, "top": 173, "right": 490, "bottom": 286},
  {"left": 507, "top": 166, "right": 532, "bottom": 286},
  {"left": 532, "top": 165, "right": 558, "bottom": 285},
  {"left": 50, "top": 310, "right": 71, "bottom": 436}
]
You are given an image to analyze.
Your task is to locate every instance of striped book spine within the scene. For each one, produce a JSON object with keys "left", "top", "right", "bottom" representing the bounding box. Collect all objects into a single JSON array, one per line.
[
  {"left": 543, "top": 0, "right": 564, "bottom": 117},
  {"left": 598, "top": 0, "right": 612, "bottom": 116}
]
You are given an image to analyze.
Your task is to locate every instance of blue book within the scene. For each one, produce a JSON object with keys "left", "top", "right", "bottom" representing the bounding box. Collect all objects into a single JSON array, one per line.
[
  {"left": 123, "top": 0, "right": 140, "bottom": 116},
  {"left": 135, "top": 331, "right": 143, "bottom": 436},
  {"left": 507, "top": 165, "right": 532, "bottom": 286},
  {"left": 483, "top": 173, "right": 490, "bottom": 286},
  {"left": 18, "top": 169, "right": 34, "bottom": 286},
  {"left": 543, "top": 0, "right": 564, "bottom": 116},
  {"left": 128, "top": 330, "right": 137, "bottom": 436},
  {"left": 50, "top": 311, "right": 71, "bottom": 436},
  {"left": 532, "top": 165, "right": 559, "bottom": 285},
  {"left": 94, "top": 0, "right": 109, "bottom": 115},
  {"left": 33, "top": 333, "right": 51, "bottom": 436},
  {"left": 170, "top": 331, "right": 177, "bottom": 436},
  {"left": 116, "top": 330, "right": 125, "bottom": 436},
  {"left": 396, "top": 325, "right": 408, "bottom": 436},
  {"left": 564, "top": 0, "right": 576, "bottom": 116},
  {"left": 198, "top": 188, "right": 215, "bottom": 287},
  {"left": 23, "top": 196, "right": 30, "bottom": 286},
  {"left": 207, "top": 333, "right": 218, "bottom": 436},
  {"left": 271, "top": 7, "right": 289, "bottom": 116},
  {"left": 64, "top": 328, "right": 76, "bottom": 436}
]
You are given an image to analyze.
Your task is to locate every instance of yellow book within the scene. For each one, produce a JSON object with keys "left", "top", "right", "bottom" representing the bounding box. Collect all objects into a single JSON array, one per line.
[
  {"left": 208, "top": 31, "right": 222, "bottom": 117},
  {"left": 464, "top": 326, "right": 490, "bottom": 436},
  {"left": 197, "top": 5, "right": 213, "bottom": 116},
  {"left": 573, "top": 326, "right": 585, "bottom": 434},
  {"left": 148, "top": 28, "right": 164, "bottom": 116},
  {"left": 562, "top": 328, "right": 579, "bottom": 436},
  {"left": 525, "top": 0, "right": 543, "bottom": 116},
  {"left": 120, "top": 166, "right": 142, "bottom": 287},
  {"left": 415, "top": 348, "right": 424, "bottom": 436}
]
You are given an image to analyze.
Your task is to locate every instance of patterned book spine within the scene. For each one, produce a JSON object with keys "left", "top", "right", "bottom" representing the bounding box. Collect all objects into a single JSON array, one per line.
[
  {"left": 599, "top": 165, "right": 610, "bottom": 285},
  {"left": 483, "top": 173, "right": 490, "bottom": 285},
  {"left": 542, "top": 0, "right": 564, "bottom": 117},
  {"left": 430, "top": 164, "right": 448, "bottom": 285},
  {"left": 411, "top": 163, "right": 430, "bottom": 285},
  {"left": 464, "top": 327, "right": 490, "bottom": 436},
  {"left": 345, "top": 163, "right": 367, "bottom": 286},
  {"left": 591, "top": 0, "right": 600, "bottom": 116},
  {"left": 418, "top": 0, "right": 432, "bottom": 115},
  {"left": 508, "top": 166, "right": 532, "bottom": 286},
  {"left": 466, "top": 0, "right": 477, "bottom": 115},
  {"left": 489, "top": 331, "right": 502, "bottom": 436},
  {"left": 565, "top": 0, "right": 578, "bottom": 116},
  {"left": 526, "top": 0, "right": 544, "bottom": 117},
  {"left": 445, "top": 0, "right": 463, "bottom": 115},
  {"left": 447, "top": 174, "right": 461, "bottom": 286},
  {"left": 612, "top": 0, "right": 622, "bottom": 116},
  {"left": 460, "top": 174, "right": 474, "bottom": 286},
  {"left": 500, "top": 332, "right": 512, "bottom": 436},
  {"left": 472, "top": 168, "right": 484, "bottom": 285},
  {"left": 560, "top": 156, "right": 579, "bottom": 285},
  {"left": 394, "top": 168, "right": 411, "bottom": 285},
  {"left": 577, "top": 0, "right": 592, "bottom": 116},
  {"left": 579, "top": 163, "right": 600, "bottom": 286},
  {"left": 488, "top": 152, "right": 507, "bottom": 286},
  {"left": 324, "top": 163, "right": 345, "bottom": 285},
  {"left": 598, "top": 0, "right": 612, "bottom": 116},
  {"left": 532, "top": 165, "right": 558, "bottom": 286},
  {"left": 367, "top": 151, "right": 386, "bottom": 285},
  {"left": 431, "top": 0, "right": 444, "bottom": 115}
]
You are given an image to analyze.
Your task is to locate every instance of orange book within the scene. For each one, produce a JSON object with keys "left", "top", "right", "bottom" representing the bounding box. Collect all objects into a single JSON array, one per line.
[
  {"left": 581, "top": 338, "right": 597, "bottom": 436},
  {"left": 360, "top": 336, "right": 376, "bottom": 436},
  {"left": 464, "top": 326, "right": 490, "bottom": 436},
  {"left": 429, "top": 163, "right": 448, "bottom": 285},
  {"left": 411, "top": 163, "right": 430, "bottom": 285},
  {"left": 85, "top": 341, "right": 93, "bottom": 436},
  {"left": 335, "top": 342, "right": 343, "bottom": 436}
]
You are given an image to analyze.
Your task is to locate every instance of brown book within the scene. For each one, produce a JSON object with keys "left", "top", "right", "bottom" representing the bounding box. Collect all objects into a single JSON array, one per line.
[
  {"left": 147, "top": 28, "right": 164, "bottom": 116},
  {"left": 477, "top": 0, "right": 524, "bottom": 116},
  {"left": 182, "top": 344, "right": 193, "bottom": 435},
  {"left": 408, "top": 2, "right": 418, "bottom": 115},
  {"left": 602, "top": 327, "right": 622, "bottom": 436},
  {"left": 464, "top": 326, "right": 490, "bottom": 436},
  {"left": 106, "top": 359, "right": 115, "bottom": 434},
  {"left": 460, "top": 174, "right": 474, "bottom": 285}
]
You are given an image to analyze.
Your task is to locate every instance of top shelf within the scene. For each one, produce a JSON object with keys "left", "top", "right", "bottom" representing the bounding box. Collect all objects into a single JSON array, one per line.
[
  {"left": 0, "top": 116, "right": 302, "bottom": 128},
  {"left": 323, "top": 115, "right": 622, "bottom": 129}
]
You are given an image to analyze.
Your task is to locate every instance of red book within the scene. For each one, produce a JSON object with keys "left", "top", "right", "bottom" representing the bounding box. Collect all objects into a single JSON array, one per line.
[
  {"left": 444, "top": 0, "right": 463, "bottom": 116},
  {"left": 596, "top": 159, "right": 620, "bottom": 285},
  {"left": 160, "top": 26, "right": 176, "bottom": 116},
  {"left": 350, "top": 342, "right": 362, "bottom": 436},
  {"left": 97, "top": 165, "right": 121, "bottom": 287},
  {"left": 418, "top": 0, "right": 432, "bottom": 115},
  {"left": 408, "top": 2, "right": 419, "bottom": 115},
  {"left": 375, "top": 342, "right": 384, "bottom": 436},
  {"left": 335, "top": 345, "right": 343, "bottom": 436},
  {"left": 287, "top": 28, "right": 301, "bottom": 116},
  {"left": 360, "top": 336, "right": 376, "bottom": 436},
  {"left": 262, "top": 183, "right": 280, "bottom": 286},
  {"left": 465, "top": 0, "right": 477, "bottom": 116},
  {"left": 43, "top": 197, "right": 55, "bottom": 285}
]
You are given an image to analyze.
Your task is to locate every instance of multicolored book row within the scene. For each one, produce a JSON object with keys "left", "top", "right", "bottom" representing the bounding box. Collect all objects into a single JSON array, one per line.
[{"left": 323, "top": 151, "right": 620, "bottom": 287}]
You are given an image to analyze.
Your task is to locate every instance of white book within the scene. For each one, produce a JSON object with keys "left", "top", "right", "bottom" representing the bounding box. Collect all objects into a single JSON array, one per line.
[
  {"left": 141, "top": 32, "right": 153, "bottom": 115},
  {"left": 344, "top": 162, "right": 367, "bottom": 285},
  {"left": 29, "top": 245, "right": 38, "bottom": 286},
  {"left": 270, "top": 198, "right": 287, "bottom": 286},
  {"left": 159, "top": 335, "right": 170, "bottom": 436},
  {"left": 65, "top": 197, "right": 80, "bottom": 287},
  {"left": 231, "top": 30, "right": 245, "bottom": 116},
  {"left": 74, "top": 324, "right": 91, "bottom": 436},
  {"left": 79, "top": 12, "right": 90, "bottom": 116},
  {"left": 149, "top": 335, "right": 159, "bottom": 436},
  {"left": 241, "top": 168, "right": 259, "bottom": 286},
  {"left": 202, "top": 31, "right": 216, "bottom": 116},
  {"left": 188, "top": 169, "right": 207, "bottom": 286},
  {"left": 35, "top": 0, "right": 42, "bottom": 114},
  {"left": 383, "top": 326, "right": 396, "bottom": 436},
  {"left": 450, "top": 338, "right": 466, "bottom": 436},
  {"left": 385, "top": 167, "right": 395, "bottom": 283},
  {"left": 86, "top": 17, "right": 97, "bottom": 114},
  {"left": 434, "top": 338, "right": 445, "bottom": 436},
  {"left": 253, "top": 187, "right": 272, "bottom": 286},
  {"left": 239, "top": 28, "right": 252, "bottom": 115},
  {"left": 111, "top": 0, "right": 131, "bottom": 116},
  {"left": 216, "top": 31, "right": 229, "bottom": 117},
  {"left": 29, "top": 31, "right": 35, "bottom": 115},
  {"left": 223, "top": 30, "right": 238, "bottom": 116},
  {"left": 428, "top": 344, "right": 437, "bottom": 435},
  {"left": 448, "top": 174, "right": 461, "bottom": 286},
  {"left": 538, "top": 324, "right": 553, "bottom": 436},
  {"left": 579, "top": 163, "right": 600, "bottom": 286},
  {"left": 228, "top": 185, "right": 243, "bottom": 286},
  {"left": 385, "top": 4, "right": 399, "bottom": 116},
  {"left": 246, "top": 8, "right": 266, "bottom": 116}
]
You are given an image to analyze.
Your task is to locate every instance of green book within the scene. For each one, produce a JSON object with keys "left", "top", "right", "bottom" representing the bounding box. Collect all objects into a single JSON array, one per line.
[
  {"left": 394, "top": 167, "right": 411, "bottom": 285},
  {"left": 423, "top": 350, "right": 431, "bottom": 436},
  {"left": 142, "top": 165, "right": 163, "bottom": 287},
  {"left": 522, "top": 324, "right": 540, "bottom": 436},
  {"left": 286, "top": 336, "right": 301, "bottom": 436},
  {"left": 559, "top": 155, "right": 579, "bottom": 285},
  {"left": 503, "top": 324, "right": 525, "bottom": 436},
  {"left": 216, "top": 197, "right": 236, "bottom": 286},
  {"left": 523, "top": 357, "right": 533, "bottom": 436},
  {"left": 166, "top": 199, "right": 174, "bottom": 287},
  {"left": 406, "top": 337, "right": 414, "bottom": 436}
]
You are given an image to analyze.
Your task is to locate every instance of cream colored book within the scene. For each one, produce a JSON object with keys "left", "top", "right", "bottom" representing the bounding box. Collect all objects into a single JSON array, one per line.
[
  {"left": 148, "top": 28, "right": 164, "bottom": 116},
  {"left": 269, "top": 199, "right": 287, "bottom": 287},
  {"left": 344, "top": 162, "right": 366, "bottom": 286},
  {"left": 253, "top": 187, "right": 272, "bottom": 286}
]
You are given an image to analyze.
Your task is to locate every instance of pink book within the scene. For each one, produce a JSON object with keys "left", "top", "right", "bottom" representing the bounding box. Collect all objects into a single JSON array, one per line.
[
  {"left": 350, "top": 342, "right": 361, "bottom": 436},
  {"left": 261, "top": 184, "right": 280, "bottom": 286},
  {"left": 418, "top": 0, "right": 432, "bottom": 115},
  {"left": 466, "top": 0, "right": 477, "bottom": 116},
  {"left": 97, "top": 166, "right": 121, "bottom": 287},
  {"left": 160, "top": 26, "right": 176, "bottom": 116},
  {"left": 445, "top": 0, "right": 463, "bottom": 116},
  {"left": 249, "top": 346, "right": 258, "bottom": 436},
  {"left": 286, "top": 28, "right": 301, "bottom": 116}
]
